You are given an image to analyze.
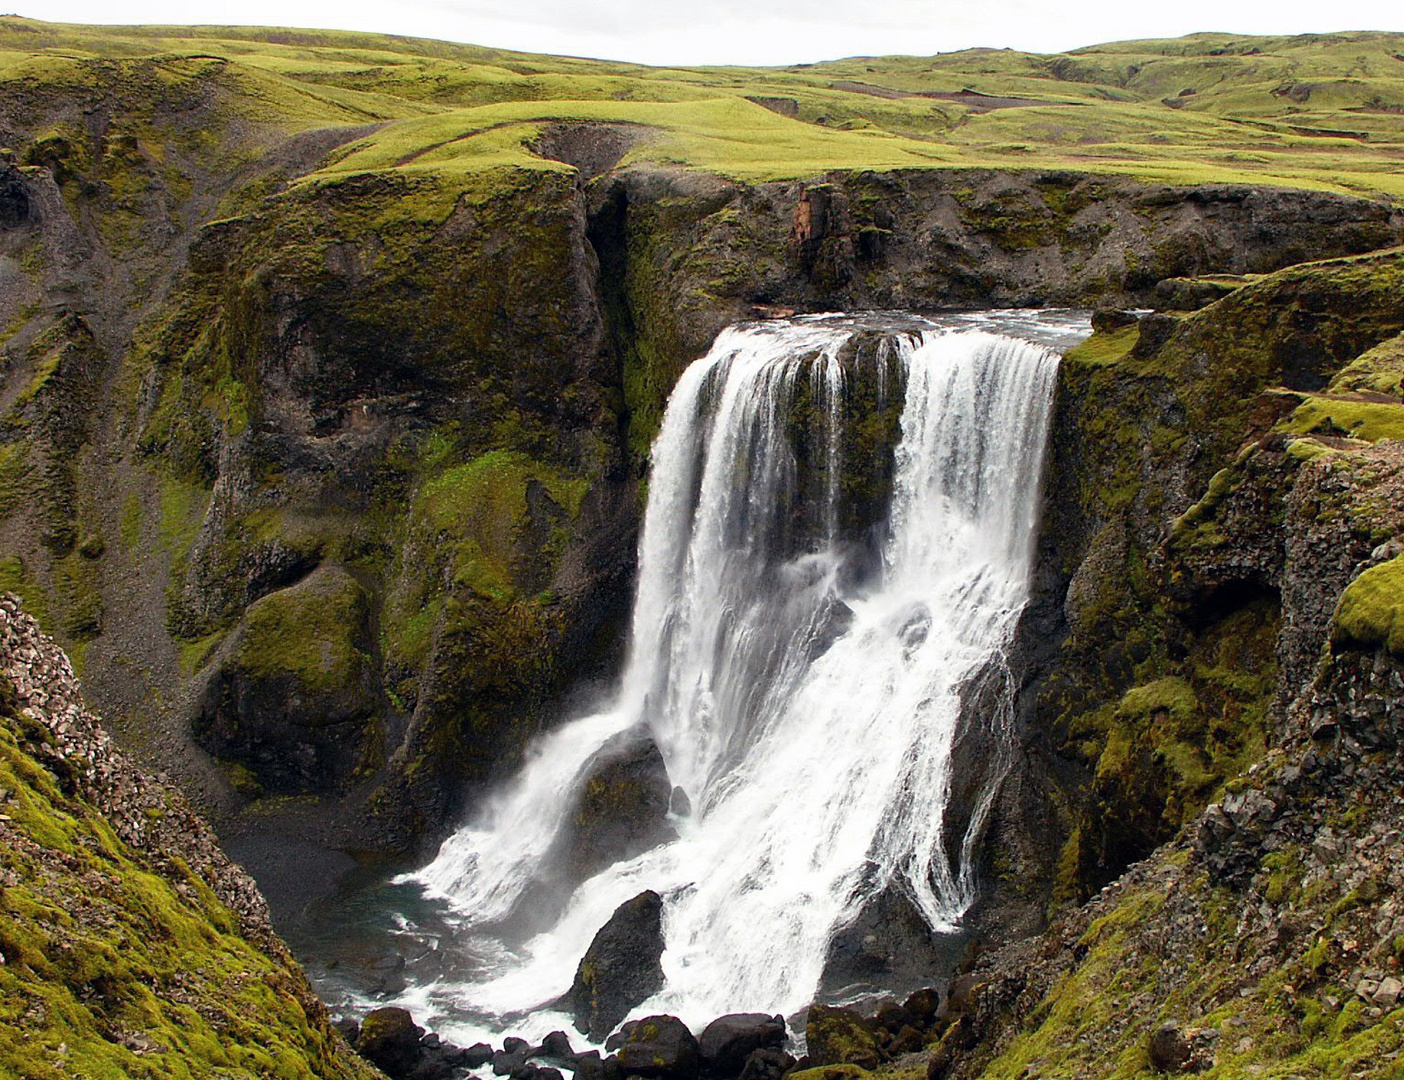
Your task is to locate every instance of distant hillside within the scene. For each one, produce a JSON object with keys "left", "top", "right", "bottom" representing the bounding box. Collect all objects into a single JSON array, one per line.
[{"left": 2, "top": 19, "right": 1403, "bottom": 195}]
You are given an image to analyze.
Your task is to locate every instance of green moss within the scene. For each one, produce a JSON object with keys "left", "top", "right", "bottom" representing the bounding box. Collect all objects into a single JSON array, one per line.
[
  {"left": 1333, "top": 554, "right": 1404, "bottom": 656},
  {"left": 0, "top": 674, "right": 373, "bottom": 1078},
  {"left": 177, "top": 629, "right": 227, "bottom": 675},
  {"left": 414, "top": 449, "right": 586, "bottom": 601},
  {"left": 0, "top": 556, "right": 48, "bottom": 626},
  {"left": 157, "top": 476, "right": 210, "bottom": 559},
  {"left": 1061, "top": 324, "right": 1140, "bottom": 367},
  {"left": 1282, "top": 396, "right": 1404, "bottom": 443},
  {"left": 1285, "top": 437, "right": 1337, "bottom": 463},
  {"left": 234, "top": 569, "right": 370, "bottom": 692},
  {"left": 1325, "top": 330, "right": 1404, "bottom": 397},
  {"left": 0, "top": 443, "right": 30, "bottom": 518}
]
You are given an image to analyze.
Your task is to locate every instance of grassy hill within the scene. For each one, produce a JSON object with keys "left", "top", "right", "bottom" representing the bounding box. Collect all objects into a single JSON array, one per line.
[{"left": 3, "top": 18, "right": 1404, "bottom": 196}]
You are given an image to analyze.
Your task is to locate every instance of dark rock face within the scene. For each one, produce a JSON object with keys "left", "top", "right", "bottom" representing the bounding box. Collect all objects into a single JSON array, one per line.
[
  {"left": 609, "top": 1015, "right": 701, "bottom": 1079},
  {"left": 697, "top": 1013, "right": 787, "bottom": 1077},
  {"left": 561, "top": 732, "right": 676, "bottom": 881},
  {"left": 355, "top": 1007, "right": 424, "bottom": 1077},
  {"left": 0, "top": 166, "right": 30, "bottom": 228},
  {"left": 562, "top": 889, "right": 666, "bottom": 1040},
  {"left": 193, "top": 565, "right": 379, "bottom": 794}
]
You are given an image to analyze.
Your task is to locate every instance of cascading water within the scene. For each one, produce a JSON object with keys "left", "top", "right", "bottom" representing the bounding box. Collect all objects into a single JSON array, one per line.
[{"left": 392, "top": 311, "right": 1081, "bottom": 1043}]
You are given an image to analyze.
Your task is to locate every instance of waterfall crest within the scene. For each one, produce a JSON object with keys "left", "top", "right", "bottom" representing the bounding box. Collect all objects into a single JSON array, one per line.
[{"left": 409, "top": 315, "right": 1064, "bottom": 1037}]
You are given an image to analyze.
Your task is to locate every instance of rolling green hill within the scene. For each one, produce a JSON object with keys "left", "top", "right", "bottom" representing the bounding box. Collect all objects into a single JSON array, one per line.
[{"left": 3, "top": 18, "right": 1404, "bottom": 195}]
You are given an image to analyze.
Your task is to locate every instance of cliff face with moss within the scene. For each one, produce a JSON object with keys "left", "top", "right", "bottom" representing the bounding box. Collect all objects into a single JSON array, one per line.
[
  {"left": 4, "top": 16, "right": 1404, "bottom": 1079},
  {"left": 0, "top": 594, "right": 377, "bottom": 1077},
  {"left": 5, "top": 22, "right": 1403, "bottom": 862}
]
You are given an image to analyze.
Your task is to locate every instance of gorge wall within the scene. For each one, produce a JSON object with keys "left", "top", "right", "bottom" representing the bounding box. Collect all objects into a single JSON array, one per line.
[{"left": 2, "top": 43, "right": 1403, "bottom": 999}]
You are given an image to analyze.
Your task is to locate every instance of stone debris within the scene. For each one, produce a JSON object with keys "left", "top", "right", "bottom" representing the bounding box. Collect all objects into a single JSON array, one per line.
[{"left": 0, "top": 594, "right": 283, "bottom": 957}]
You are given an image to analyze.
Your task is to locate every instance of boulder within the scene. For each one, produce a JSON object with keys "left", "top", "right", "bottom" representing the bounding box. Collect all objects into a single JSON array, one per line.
[
  {"left": 698, "top": 1013, "right": 787, "bottom": 1076},
  {"left": 902, "top": 988, "right": 940, "bottom": 1028},
  {"left": 611, "top": 1015, "right": 701, "bottom": 1079},
  {"left": 561, "top": 890, "right": 666, "bottom": 1040},
  {"left": 562, "top": 733, "right": 677, "bottom": 881},
  {"left": 805, "top": 1004, "right": 881, "bottom": 1070},
  {"left": 463, "top": 1043, "right": 495, "bottom": 1068},
  {"left": 355, "top": 1007, "right": 424, "bottom": 1078},
  {"left": 535, "top": 1030, "right": 577, "bottom": 1064},
  {"left": 572, "top": 1051, "right": 623, "bottom": 1080},
  {"left": 1147, "top": 1021, "right": 1190, "bottom": 1073},
  {"left": 873, "top": 1000, "right": 912, "bottom": 1034},
  {"left": 887, "top": 1025, "right": 925, "bottom": 1056}
]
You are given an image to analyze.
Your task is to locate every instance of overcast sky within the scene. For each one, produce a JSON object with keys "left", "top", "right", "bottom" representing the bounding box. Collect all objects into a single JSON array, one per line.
[{"left": 20, "top": 0, "right": 1404, "bottom": 66}]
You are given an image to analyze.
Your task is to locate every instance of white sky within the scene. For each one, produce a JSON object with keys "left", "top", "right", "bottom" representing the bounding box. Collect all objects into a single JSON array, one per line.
[{"left": 16, "top": 0, "right": 1404, "bottom": 67}]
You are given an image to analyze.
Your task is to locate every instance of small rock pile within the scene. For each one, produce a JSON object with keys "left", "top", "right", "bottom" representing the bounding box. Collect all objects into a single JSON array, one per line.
[
  {"left": 344, "top": 1008, "right": 795, "bottom": 1080},
  {"left": 801, "top": 989, "right": 943, "bottom": 1073}
]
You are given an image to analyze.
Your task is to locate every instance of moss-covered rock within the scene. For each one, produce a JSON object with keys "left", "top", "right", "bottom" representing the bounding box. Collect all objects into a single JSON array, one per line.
[
  {"left": 194, "top": 566, "right": 378, "bottom": 795},
  {"left": 1333, "top": 554, "right": 1404, "bottom": 656},
  {"left": 806, "top": 1005, "right": 882, "bottom": 1070}
]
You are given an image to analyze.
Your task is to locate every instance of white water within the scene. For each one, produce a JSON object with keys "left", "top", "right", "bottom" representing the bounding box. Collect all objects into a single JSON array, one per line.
[{"left": 405, "top": 314, "right": 1066, "bottom": 1041}]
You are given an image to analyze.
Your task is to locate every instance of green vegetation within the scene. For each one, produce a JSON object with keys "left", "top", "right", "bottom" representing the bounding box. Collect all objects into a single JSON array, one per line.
[
  {"left": 1333, "top": 554, "right": 1404, "bottom": 656},
  {"left": 5, "top": 19, "right": 1404, "bottom": 193},
  {"left": 0, "top": 674, "right": 373, "bottom": 1078},
  {"left": 234, "top": 569, "right": 370, "bottom": 693},
  {"left": 0, "top": 556, "right": 47, "bottom": 625},
  {"left": 1282, "top": 395, "right": 1404, "bottom": 443}
]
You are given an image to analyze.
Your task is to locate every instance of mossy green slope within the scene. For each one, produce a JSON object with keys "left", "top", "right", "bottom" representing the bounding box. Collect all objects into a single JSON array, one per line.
[
  {"left": 4, "top": 18, "right": 1404, "bottom": 194},
  {"left": 0, "top": 608, "right": 377, "bottom": 1079}
]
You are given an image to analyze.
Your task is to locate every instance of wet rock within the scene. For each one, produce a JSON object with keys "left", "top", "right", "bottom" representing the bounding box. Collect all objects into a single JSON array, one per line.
[
  {"left": 698, "top": 1013, "right": 786, "bottom": 1076},
  {"left": 494, "top": 1040, "right": 534, "bottom": 1076},
  {"left": 610, "top": 1015, "right": 701, "bottom": 1079},
  {"left": 356, "top": 1007, "right": 424, "bottom": 1078},
  {"left": 902, "top": 987, "right": 941, "bottom": 1027},
  {"left": 1147, "top": 1021, "right": 1190, "bottom": 1073},
  {"left": 536, "top": 1029, "right": 576, "bottom": 1064},
  {"left": 562, "top": 733, "right": 677, "bottom": 881},
  {"left": 562, "top": 890, "right": 666, "bottom": 1041},
  {"left": 1092, "top": 307, "right": 1139, "bottom": 331},
  {"left": 805, "top": 1004, "right": 881, "bottom": 1070},
  {"left": 738, "top": 1047, "right": 795, "bottom": 1080},
  {"left": 572, "top": 1051, "right": 623, "bottom": 1080},
  {"left": 463, "top": 1043, "right": 494, "bottom": 1068}
]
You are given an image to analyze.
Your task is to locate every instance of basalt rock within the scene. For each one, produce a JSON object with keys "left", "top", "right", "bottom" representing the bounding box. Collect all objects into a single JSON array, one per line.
[
  {"left": 356, "top": 1007, "right": 424, "bottom": 1077},
  {"left": 804, "top": 1004, "right": 882, "bottom": 1070},
  {"left": 610, "top": 1015, "right": 702, "bottom": 1080},
  {"left": 698, "top": 1013, "right": 787, "bottom": 1077},
  {"left": 562, "top": 889, "right": 666, "bottom": 1040},
  {"left": 561, "top": 731, "right": 676, "bottom": 881}
]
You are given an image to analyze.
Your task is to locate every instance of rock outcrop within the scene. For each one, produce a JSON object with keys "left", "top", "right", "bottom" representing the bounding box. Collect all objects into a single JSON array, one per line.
[{"left": 562, "top": 889, "right": 667, "bottom": 1040}]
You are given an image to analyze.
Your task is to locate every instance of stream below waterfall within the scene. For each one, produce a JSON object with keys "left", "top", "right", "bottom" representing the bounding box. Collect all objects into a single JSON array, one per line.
[{"left": 274, "top": 309, "right": 1092, "bottom": 1050}]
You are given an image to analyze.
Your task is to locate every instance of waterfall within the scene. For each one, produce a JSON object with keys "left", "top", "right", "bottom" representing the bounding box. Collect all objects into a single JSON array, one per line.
[{"left": 406, "top": 314, "right": 1065, "bottom": 1039}]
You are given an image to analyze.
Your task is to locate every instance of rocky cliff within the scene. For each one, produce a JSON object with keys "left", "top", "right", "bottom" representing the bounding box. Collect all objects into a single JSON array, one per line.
[
  {"left": 4, "top": 88, "right": 1401, "bottom": 864},
  {"left": 0, "top": 593, "right": 378, "bottom": 1076}
]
